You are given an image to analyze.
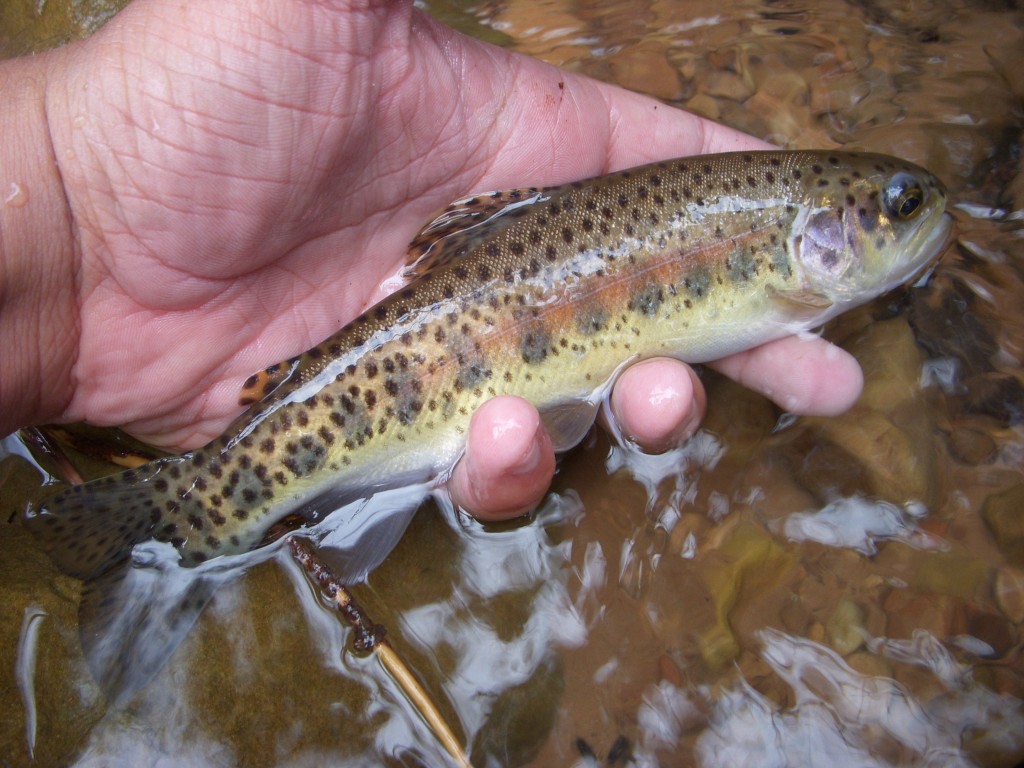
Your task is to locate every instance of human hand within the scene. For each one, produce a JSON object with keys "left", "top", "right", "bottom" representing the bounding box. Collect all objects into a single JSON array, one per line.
[{"left": 0, "top": 0, "right": 863, "bottom": 521}]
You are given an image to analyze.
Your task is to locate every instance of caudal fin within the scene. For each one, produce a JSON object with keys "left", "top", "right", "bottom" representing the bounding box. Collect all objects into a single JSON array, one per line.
[
  {"left": 79, "top": 562, "right": 221, "bottom": 703},
  {"left": 23, "top": 459, "right": 179, "bottom": 580}
]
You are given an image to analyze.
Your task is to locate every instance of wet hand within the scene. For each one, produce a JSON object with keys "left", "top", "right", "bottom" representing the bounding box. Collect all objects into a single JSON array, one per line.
[
  {"left": 451, "top": 335, "right": 863, "bottom": 521},
  {"left": 0, "top": 0, "right": 867, "bottom": 520}
]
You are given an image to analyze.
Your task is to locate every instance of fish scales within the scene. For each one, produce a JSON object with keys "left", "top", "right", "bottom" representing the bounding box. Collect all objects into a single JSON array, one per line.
[{"left": 26, "top": 150, "right": 951, "bottom": 579}]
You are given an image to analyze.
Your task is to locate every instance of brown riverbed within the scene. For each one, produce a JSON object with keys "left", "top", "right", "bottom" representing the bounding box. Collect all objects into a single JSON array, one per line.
[{"left": 1, "top": 0, "right": 1023, "bottom": 766}]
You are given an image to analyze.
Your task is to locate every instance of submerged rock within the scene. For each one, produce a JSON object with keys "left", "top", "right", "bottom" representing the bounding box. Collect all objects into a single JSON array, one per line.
[{"left": 982, "top": 483, "right": 1024, "bottom": 566}]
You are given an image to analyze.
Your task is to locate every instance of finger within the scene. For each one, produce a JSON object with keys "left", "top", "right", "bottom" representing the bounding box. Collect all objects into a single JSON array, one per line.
[
  {"left": 603, "top": 358, "right": 706, "bottom": 453},
  {"left": 447, "top": 396, "right": 557, "bottom": 522},
  {"left": 710, "top": 334, "right": 864, "bottom": 416}
]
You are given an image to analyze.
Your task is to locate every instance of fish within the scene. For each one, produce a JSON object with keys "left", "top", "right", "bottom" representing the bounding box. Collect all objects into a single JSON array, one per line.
[{"left": 24, "top": 150, "right": 952, "bottom": 583}]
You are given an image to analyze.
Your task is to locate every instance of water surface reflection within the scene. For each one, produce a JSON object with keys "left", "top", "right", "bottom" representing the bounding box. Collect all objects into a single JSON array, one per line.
[{"left": 1, "top": 0, "right": 1023, "bottom": 765}]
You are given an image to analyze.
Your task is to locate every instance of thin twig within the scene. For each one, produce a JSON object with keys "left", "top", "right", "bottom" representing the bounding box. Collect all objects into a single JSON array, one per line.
[{"left": 288, "top": 538, "right": 474, "bottom": 768}]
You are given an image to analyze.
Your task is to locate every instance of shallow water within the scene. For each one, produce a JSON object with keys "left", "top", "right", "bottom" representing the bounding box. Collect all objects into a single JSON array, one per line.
[{"left": 2, "top": 0, "right": 1024, "bottom": 766}]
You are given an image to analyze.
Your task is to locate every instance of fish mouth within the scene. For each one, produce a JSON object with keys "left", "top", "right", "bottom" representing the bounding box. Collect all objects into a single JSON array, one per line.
[{"left": 889, "top": 210, "right": 955, "bottom": 290}]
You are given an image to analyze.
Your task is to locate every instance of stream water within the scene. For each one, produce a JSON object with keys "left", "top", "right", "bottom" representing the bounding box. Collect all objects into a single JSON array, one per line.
[{"left": 1, "top": 0, "right": 1023, "bottom": 766}]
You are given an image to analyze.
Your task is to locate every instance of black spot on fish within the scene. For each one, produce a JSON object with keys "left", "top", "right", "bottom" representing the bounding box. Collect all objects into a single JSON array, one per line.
[
  {"left": 728, "top": 251, "right": 757, "bottom": 283},
  {"left": 577, "top": 305, "right": 609, "bottom": 334},
  {"left": 628, "top": 284, "right": 664, "bottom": 316},
  {"left": 685, "top": 269, "right": 711, "bottom": 298},
  {"left": 521, "top": 329, "right": 551, "bottom": 364}
]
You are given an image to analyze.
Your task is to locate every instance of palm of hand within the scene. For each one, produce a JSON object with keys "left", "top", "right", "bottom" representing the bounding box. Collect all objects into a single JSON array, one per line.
[{"left": 46, "top": 0, "right": 790, "bottom": 459}]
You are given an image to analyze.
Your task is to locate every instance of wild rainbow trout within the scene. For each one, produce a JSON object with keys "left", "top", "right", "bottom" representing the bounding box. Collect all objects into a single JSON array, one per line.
[{"left": 26, "top": 151, "right": 951, "bottom": 580}]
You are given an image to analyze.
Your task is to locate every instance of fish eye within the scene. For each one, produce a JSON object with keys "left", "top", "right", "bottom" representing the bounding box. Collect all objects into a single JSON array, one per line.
[{"left": 883, "top": 172, "right": 925, "bottom": 220}]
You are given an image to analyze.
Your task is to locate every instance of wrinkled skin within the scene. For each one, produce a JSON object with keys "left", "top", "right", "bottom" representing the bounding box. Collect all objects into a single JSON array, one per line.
[{"left": 4, "top": 0, "right": 862, "bottom": 520}]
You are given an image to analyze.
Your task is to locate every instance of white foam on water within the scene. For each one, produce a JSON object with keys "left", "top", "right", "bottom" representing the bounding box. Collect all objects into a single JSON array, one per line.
[{"left": 773, "top": 494, "right": 947, "bottom": 556}]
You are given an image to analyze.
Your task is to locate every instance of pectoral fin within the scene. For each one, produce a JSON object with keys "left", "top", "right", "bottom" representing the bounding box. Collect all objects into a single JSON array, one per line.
[{"left": 766, "top": 286, "right": 834, "bottom": 319}]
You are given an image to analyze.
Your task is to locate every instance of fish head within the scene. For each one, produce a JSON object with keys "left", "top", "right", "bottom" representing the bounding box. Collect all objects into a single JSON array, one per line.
[{"left": 791, "top": 154, "right": 953, "bottom": 305}]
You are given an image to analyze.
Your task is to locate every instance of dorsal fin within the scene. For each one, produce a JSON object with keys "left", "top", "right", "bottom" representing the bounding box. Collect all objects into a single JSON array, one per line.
[{"left": 403, "top": 186, "right": 551, "bottom": 281}]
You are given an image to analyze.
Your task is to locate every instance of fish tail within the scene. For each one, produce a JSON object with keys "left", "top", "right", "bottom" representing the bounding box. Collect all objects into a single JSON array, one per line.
[{"left": 23, "top": 459, "right": 174, "bottom": 580}]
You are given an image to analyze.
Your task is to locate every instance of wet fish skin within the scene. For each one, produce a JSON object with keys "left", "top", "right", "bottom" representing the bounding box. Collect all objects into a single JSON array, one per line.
[{"left": 25, "top": 150, "right": 951, "bottom": 579}]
